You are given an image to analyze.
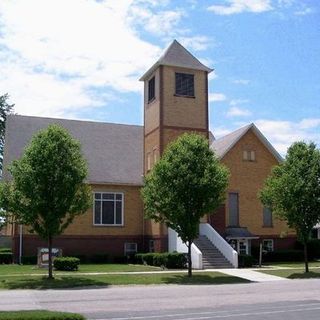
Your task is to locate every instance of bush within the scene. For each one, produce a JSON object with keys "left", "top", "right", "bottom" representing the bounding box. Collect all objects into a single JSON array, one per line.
[
  {"left": 238, "top": 254, "right": 254, "bottom": 268},
  {"left": 21, "top": 256, "right": 37, "bottom": 265},
  {"left": 263, "top": 249, "right": 304, "bottom": 262},
  {"left": 0, "top": 248, "right": 12, "bottom": 253},
  {"left": 295, "top": 239, "right": 320, "bottom": 260},
  {"left": 54, "top": 257, "right": 80, "bottom": 271},
  {"left": 135, "top": 252, "right": 187, "bottom": 269},
  {"left": 0, "top": 252, "right": 13, "bottom": 264}
]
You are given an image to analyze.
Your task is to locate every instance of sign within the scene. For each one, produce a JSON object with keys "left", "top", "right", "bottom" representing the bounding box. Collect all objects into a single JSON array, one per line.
[{"left": 37, "top": 247, "right": 62, "bottom": 268}]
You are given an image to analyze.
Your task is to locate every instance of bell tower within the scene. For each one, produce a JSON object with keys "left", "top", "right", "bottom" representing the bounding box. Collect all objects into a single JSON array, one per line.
[{"left": 140, "top": 40, "right": 213, "bottom": 251}]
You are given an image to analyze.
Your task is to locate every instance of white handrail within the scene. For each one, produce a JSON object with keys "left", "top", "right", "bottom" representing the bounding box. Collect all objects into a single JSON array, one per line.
[{"left": 199, "top": 223, "right": 238, "bottom": 268}]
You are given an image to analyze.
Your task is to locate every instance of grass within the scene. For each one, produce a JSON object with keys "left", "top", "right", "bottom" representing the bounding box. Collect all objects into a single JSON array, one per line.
[
  {"left": 0, "top": 272, "right": 250, "bottom": 289},
  {"left": 0, "top": 263, "right": 160, "bottom": 275},
  {"left": 0, "top": 310, "right": 85, "bottom": 319},
  {"left": 262, "top": 261, "right": 320, "bottom": 269},
  {"left": 259, "top": 268, "right": 320, "bottom": 279}
]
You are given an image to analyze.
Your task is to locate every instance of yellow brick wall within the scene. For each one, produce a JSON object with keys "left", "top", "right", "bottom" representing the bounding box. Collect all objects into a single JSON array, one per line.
[
  {"left": 23, "top": 184, "right": 144, "bottom": 236},
  {"left": 222, "top": 129, "right": 295, "bottom": 236},
  {"left": 162, "top": 66, "right": 207, "bottom": 129},
  {"left": 144, "top": 129, "right": 160, "bottom": 173}
]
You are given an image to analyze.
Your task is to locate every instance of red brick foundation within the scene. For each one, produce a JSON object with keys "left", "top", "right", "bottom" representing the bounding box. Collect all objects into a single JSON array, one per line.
[{"left": 251, "top": 235, "right": 297, "bottom": 250}]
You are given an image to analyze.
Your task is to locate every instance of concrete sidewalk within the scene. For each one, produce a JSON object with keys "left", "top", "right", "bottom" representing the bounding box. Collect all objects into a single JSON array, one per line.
[{"left": 216, "top": 268, "right": 289, "bottom": 282}]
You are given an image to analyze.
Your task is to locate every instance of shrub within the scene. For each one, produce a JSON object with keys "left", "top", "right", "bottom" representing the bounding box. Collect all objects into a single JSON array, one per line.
[
  {"left": 0, "top": 310, "right": 85, "bottom": 320},
  {"left": 54, "top": 257, "right": 80, "bottom": 271},
  {"left": 238, "top": 254, "right": 254, "bottom": 268},
  {"left": 295, "top": 239, "right": 320, "bottom": 260},
  {"left": 263, "top": 249, "right": 304, "bottom": 262},
  {"left": 21, "top": 256, "right": 37, "bottom": 265},
  {"left": 134, "top": 252, "right": 187, "bottom": 269},
  {"left": 167, "top": 252, "right": 187, "bottom": 269},
  {"left": 0, "top": 252, "right": 13, "bottom": 264}
]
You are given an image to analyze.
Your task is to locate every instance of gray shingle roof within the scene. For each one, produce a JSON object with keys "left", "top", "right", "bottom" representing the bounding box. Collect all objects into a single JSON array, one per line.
[
  {"left": 210, "top": 123, "right": 283, "bottom": 162},
  {"left": 3, "top": 115, "right": 143, "bottom": 185},
  {"left": 140, "top": 40, "right": 213, "bottom": 81}
]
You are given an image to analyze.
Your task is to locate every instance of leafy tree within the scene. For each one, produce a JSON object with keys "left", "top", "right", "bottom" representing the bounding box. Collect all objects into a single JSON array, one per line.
[
  {"left": 142, "top": 133, "right": 229, "bottom": 277},
  {"left": 0, "top": 124, "right": 91, "bottom": 279},
  {"left": 0, "top": 94, "right": 14, "bottom": 173},
  {"left": 260, "top": 142, "right": 320, "bottom": 272}
]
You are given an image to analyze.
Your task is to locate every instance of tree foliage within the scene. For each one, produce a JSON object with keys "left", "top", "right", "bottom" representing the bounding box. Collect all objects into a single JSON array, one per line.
[
  {"left": 0, "top": 93, "right": 14, "bottom": 172},
  {"left": 142, "top": 133, "right": 229, "bottom": 276},
  {"left": 0, "top": 124, "right": 91, "bottom": 278},
  {"left": 260, "top": 141, "right": 320, "bottom": 272}
]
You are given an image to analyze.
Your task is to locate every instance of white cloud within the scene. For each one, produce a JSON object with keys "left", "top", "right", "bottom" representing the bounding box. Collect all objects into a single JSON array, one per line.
[
  {"left": 232, "top": 79, "right": 250, "bottom": 85},
  {"left": 209, "top": 93, "right": 227, "bottom": 102},
  {"left": 178, "top": 36, "right": 211, "bottom": 51},
  {"left": 208, "top": 71, "right": 218, "bottom": 81},
  {"left": 208, "top": 0, "right": 273, "bottom": 15},
  {"left": 229, "top": 99, "right": 249, "bottom": 106},
  {"left": 227, "top": 106, "right": 252, "bottom": 117},
  {"left": 255, "top": 118, "right": 320, "bottom": 154},
  {"left": 0, "top": 0, "right": 182, "bottom": 118}
]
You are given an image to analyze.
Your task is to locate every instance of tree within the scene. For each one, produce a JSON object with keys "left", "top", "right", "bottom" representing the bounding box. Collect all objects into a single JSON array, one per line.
[
  {"left": 0, "top": 94, "right": 14, "bottom": 173},
  {"left": 142, "top": 133, "right": 229, "bottom": 277},
  {"left": 260, "top": 142, "right": 320, "bottom": 273},
  {"left": 0, "top": 124, "right": 91, "bottom": 279}
]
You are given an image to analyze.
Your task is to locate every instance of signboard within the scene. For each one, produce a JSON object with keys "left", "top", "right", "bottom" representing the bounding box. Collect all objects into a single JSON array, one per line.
[{"left": 37, "top": 248, "right": 62, "bottom": 268}]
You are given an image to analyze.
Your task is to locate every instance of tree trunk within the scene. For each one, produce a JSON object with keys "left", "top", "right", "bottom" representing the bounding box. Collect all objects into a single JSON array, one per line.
[
  {"left": 187, "top": 241, "right": 192, "bottom": 277},
  {"left": 48, "top": 236, "right": 54, "bottom": 279},
  {"left": 304, "top": 242, "right": 309, "bottom": 273}
]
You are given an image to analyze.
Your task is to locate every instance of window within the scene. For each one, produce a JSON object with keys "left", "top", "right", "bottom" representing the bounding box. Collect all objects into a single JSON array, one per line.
[
  {"left": 262, "top": 239, "right": 274, "bottom": 252},
  {"left": 263, "top": 207, "right": 273, "bottom": 227},
  {"left": 93, "top": 192, "right": 123, "bottom": 226},
  {"left": 147, "top": 152, "right": 151, "bottom": 171},
  {"left": 153, "top": 147, "right": 157, "bottom": 165},
  {"left": 148, "top": 76, "right": 155, "bottom": 102},
  {"left": 149, "top": 240, "right": 155, "bottom": 253},
  {"left": 228, "top": 193, "right": 239, "bottom": 226},
  {"left": 175, "top": 73, "right": 194, "bottom": 97},
  {"left": 124, "top": 243, "right": 137, "bottom": 256},
  {"left": 243, "top": 150, "right": 256, "bottom": 161}
]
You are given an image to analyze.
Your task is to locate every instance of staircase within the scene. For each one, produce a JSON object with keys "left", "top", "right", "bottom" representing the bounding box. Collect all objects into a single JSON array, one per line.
[{"left": 194, "top": 235, "right": 233, "bottom": 269}]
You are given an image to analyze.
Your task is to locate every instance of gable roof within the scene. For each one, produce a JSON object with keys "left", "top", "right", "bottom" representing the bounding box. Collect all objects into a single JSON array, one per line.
[
  {"left": 3, "top": 115, "right": 144, "bottom": 186},
  {"left": 210, "top": 123, "right": 283, "bottom": 162},
  {"left": 140, "top": 40, "right": 213, "bottom": 81}
]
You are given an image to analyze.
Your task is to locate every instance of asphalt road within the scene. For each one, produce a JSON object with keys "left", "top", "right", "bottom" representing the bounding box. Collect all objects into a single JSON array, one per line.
[{"left": 0, "top": 279, "right": 320, "bottom": 319}]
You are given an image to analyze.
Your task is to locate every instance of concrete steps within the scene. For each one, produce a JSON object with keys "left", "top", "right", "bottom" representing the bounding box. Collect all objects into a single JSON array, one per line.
[{"left": 194, "top": 235, "right": 233, "bottom": 269}]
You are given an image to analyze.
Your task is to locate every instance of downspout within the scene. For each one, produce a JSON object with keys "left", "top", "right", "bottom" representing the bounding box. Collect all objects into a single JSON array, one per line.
[{"left": 19, "top": 224, "right": 23, "bottom": 265}]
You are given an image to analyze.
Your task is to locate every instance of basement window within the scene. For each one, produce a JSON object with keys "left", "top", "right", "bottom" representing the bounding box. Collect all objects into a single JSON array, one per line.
[
  {"left": 124, "top": 243, "right": 137, "bottom": 256},
  {"left": 175, "top": 73, "right": 194, "bottom": 97},
  {"left": 262, "top": 239, "right": 274, "bottom": 253}
]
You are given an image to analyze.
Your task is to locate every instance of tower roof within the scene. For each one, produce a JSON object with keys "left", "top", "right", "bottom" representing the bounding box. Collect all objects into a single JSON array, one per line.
[{"left": 140, "top": 40, "right": 213, "bottom": 81}]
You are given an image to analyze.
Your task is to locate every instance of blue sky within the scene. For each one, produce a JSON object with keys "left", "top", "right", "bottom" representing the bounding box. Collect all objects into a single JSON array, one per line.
[{"left": 0, "top": 0, "right": 319, "bottom": 154}]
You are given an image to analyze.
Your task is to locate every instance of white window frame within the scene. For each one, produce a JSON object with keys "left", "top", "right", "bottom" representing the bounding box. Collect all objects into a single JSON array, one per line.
[
  {"left": 93, "top": 192, "right": 124, "bottom": 226},
  {"left": 124, "top": 242, "right": 137, "bottom": 256},
  {"left": 243, "top": 150, "right": 256, "bottom": 162},
  {"left": 262, "top": 239, "right": 274, "bottom": 253}
]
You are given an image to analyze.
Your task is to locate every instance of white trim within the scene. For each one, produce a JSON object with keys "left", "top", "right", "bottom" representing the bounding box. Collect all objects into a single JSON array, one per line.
[{"left": 92, "top": 192, "right": 124, "bottom": 227}]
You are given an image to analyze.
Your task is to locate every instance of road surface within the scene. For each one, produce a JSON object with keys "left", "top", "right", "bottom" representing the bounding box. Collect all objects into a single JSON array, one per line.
[{"left": 0, "top": 279, "right": 319, "bottom": 319}]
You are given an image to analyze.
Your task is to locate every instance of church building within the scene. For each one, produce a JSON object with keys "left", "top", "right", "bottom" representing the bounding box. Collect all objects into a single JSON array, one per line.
[{"left": 3, "top": 40, "right": 296, "bottom": 268}]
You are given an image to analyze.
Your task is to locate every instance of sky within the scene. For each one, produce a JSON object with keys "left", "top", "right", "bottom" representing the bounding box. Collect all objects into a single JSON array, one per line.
[{"left": 0, "top": 0, "right": 319, "bottom": 155}]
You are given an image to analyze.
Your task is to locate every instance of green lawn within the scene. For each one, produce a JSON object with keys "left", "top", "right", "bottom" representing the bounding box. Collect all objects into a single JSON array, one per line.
[
  {"left": 0, "top": 271, "right": 249, "bottom": 289},
  {"left": 0, "top": 263, "right": 161, "bottom": 276},
  {"left": 262, "top": 261, "right": 320, "bottom": 269},
  {"left": 0, "top": 310, "right": 85, "bottom": 320},
  {"left": 260, "top": 268, "right": 320, "bottom": 279}
]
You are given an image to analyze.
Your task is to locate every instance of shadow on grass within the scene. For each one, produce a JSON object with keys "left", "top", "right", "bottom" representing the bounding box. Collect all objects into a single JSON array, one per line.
[
  {"left": 288, "top": 271, "right": 320, "bottom": 279},
  {"left": 162, "top": 274, "right": 250, "bottom": 285},
  {"left": 0, "top": 276, "right": 109, "bottom": 290}
]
